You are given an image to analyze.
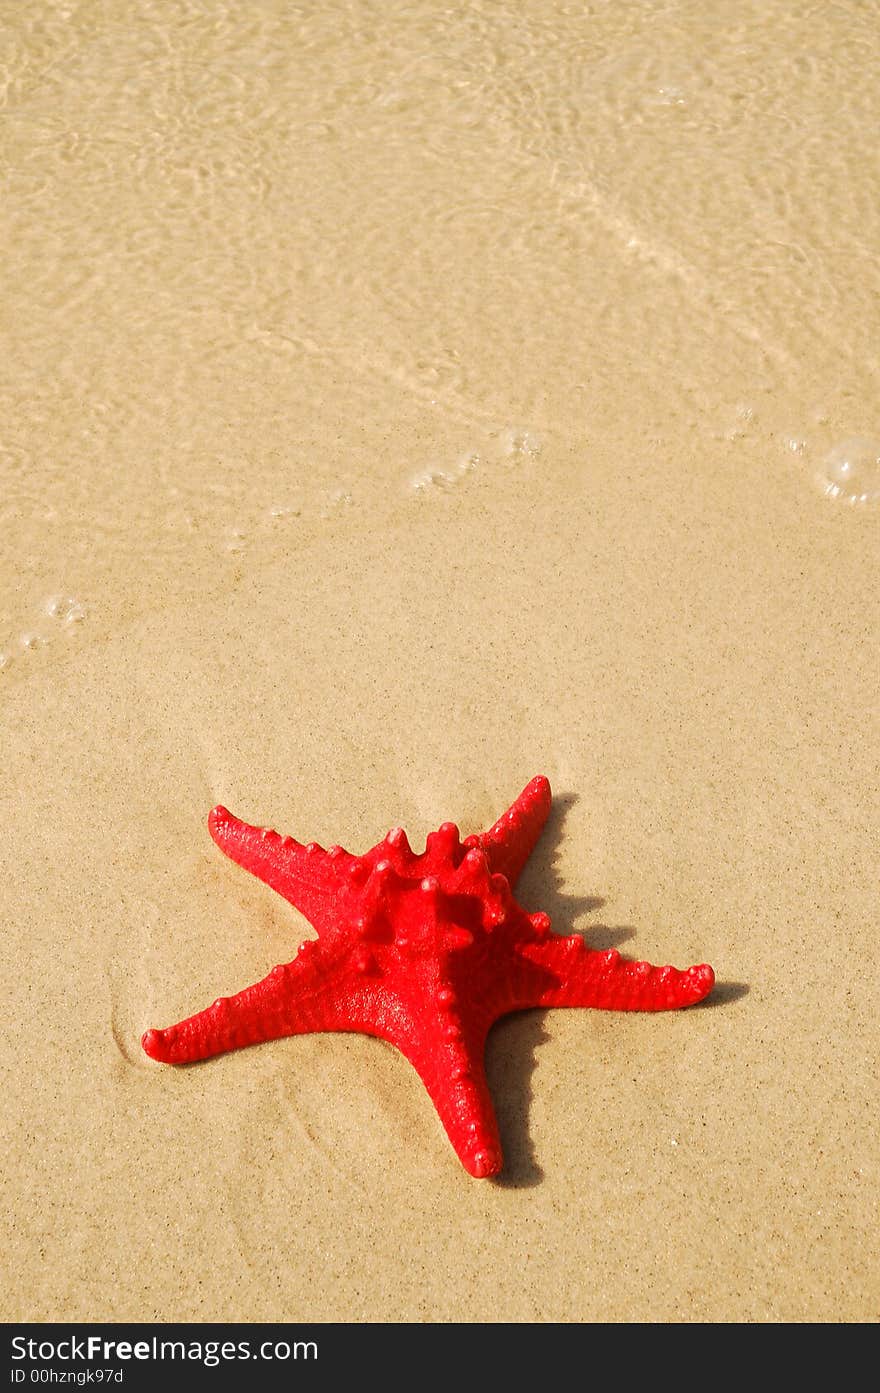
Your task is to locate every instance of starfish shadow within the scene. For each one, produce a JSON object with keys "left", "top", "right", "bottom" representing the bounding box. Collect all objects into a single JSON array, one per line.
[
  {"left": 515, "top": 791, "right": 604, "bottom": 921},
  {"left": 485, "top": 789, "right": 746, "bottom": 1186},
  {"left": 515, "top": 791, "right": 635, "bottom": 949},
  {"left": 487, "top": 790, "right": 600, "bottom": 1189},
  {"left": 694, "top": 979, "right": 749, "bottom": 1007},
  {"left": 486, "top": 1011, "right": 549, "bottom": 1188}
]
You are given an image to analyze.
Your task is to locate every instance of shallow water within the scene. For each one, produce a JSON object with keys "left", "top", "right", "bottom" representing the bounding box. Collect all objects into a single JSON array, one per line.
[{"left": 3, "top": 1, "right": 877, "bottom": 661}]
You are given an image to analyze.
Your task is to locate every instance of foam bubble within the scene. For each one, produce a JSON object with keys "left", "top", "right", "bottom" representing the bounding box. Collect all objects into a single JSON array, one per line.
[
  {"left": 409, "top": 469, "right": 454, "bottom": 492},
  {"left": 409, "top": 452, "right": 481, "bottom": 494},
  {"left": 46, "top": 595, "right": 86, "bottom": 623},
  {"left": 720, "top": 404, "right": 755, "bottom": 442},
  {"left": 499, "top": 429, "right": 542, "bottom": 460},
  {"left": 456, "top": 452, "right": 480, "bottom": 474},
  {"left": 817, "top": 437, "right": 880, "bottom": 506},
  {"left": 319, "top": 489, "right": 354, "bottom": 518},
  {"left": 652, "top": 85, "right": 687, "bottom": 107}
]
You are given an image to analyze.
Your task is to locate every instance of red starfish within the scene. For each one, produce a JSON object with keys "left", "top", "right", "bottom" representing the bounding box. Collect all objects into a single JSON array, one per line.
[{"left": 142, "top": 777, "right": 714, "bottom": 1177}]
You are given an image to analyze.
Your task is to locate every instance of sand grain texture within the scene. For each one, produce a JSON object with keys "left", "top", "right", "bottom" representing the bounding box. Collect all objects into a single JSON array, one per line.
[{"left": 2, "top": 0, "right": 878, "bottom": 1322}]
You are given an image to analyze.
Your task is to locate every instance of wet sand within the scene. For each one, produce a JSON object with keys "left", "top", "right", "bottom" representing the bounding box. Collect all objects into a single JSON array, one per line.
[{"left": 2, "top": 1, "right": 878, "bottom": 1321}]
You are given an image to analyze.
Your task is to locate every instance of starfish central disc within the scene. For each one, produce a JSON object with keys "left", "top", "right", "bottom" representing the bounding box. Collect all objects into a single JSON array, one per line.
[{"left": 142, "top": 776, "right": 714, "bottom": 1177}]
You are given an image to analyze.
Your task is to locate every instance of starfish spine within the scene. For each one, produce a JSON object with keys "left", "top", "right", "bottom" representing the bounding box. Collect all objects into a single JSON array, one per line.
[{"left": 143, "top": 776, "right": 714, "bottom": 1177}]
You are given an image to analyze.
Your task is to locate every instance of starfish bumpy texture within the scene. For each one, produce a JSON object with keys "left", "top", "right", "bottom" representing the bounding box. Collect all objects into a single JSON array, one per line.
[{"left": 143, "top": 777, "right": 714, "bottom": 1177}]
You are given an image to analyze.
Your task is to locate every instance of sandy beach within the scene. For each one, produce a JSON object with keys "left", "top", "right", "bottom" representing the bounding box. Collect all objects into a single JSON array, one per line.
[{"left": 2, "top": 0, "right": 878, "bottom": 1322}]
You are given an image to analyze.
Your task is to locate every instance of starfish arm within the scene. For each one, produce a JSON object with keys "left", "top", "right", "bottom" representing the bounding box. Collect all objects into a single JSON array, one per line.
[
  {"left": 393, "top": 1022, "right": 502, "bottom": 1179},
  {"left": 208, "top": 805, "right": 348, "bottom": 936},
  {"left": 469, "top": 774, "right": 552, "bottom": 888},
  {"left": 141, "top": 949, "right": 360, "bottom": 1064},
  {"left": 519, "top": 938, "right": 715, "bottom": 1011},
  {"left": 143, "top": 781, "right": 716, "bottom": 1178}
]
